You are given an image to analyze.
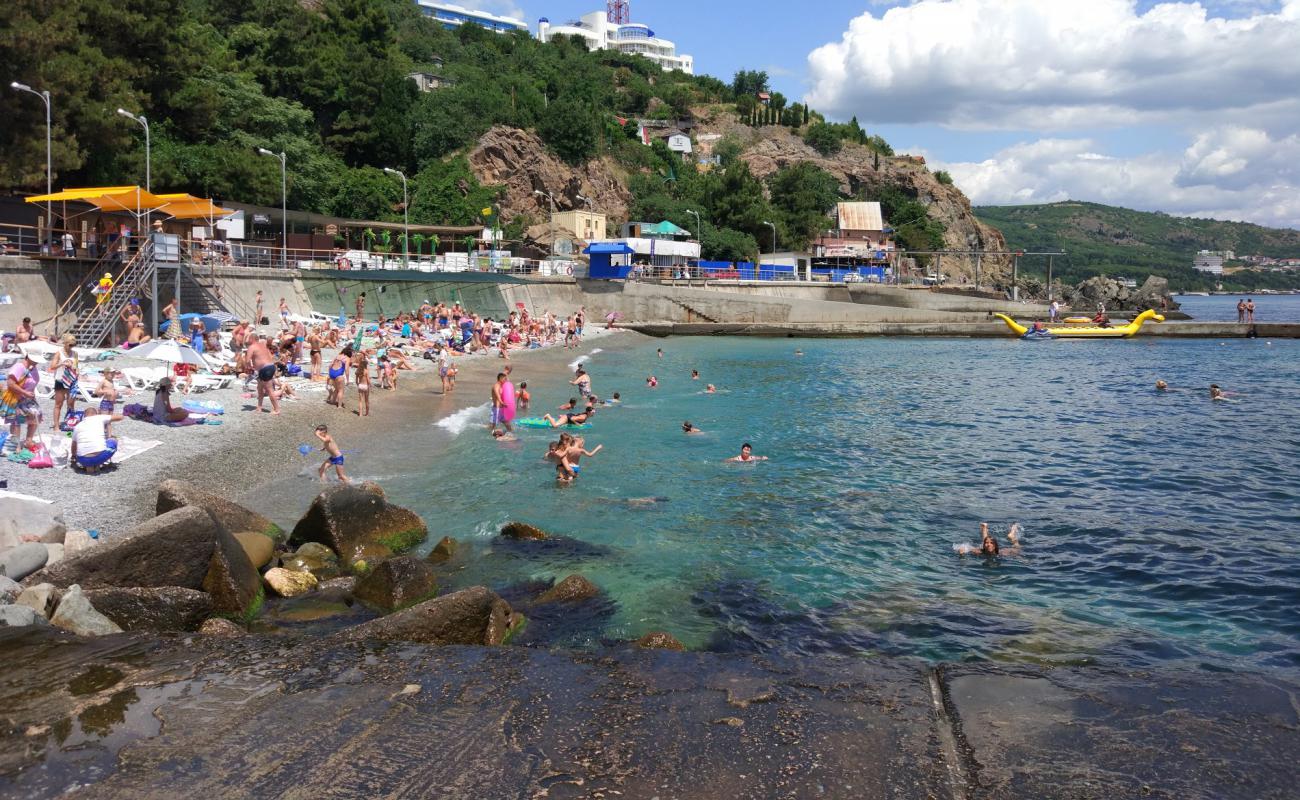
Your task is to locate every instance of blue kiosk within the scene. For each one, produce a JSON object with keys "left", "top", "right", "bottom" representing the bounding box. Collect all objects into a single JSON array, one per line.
[{"left": 584, "top": 242, "right": 635, "bottom": 279}]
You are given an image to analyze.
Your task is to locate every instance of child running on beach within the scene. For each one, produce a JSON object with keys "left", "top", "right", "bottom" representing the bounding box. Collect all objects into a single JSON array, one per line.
[{"left": 315, "top": 425, "right": 349, "bottom": 482}]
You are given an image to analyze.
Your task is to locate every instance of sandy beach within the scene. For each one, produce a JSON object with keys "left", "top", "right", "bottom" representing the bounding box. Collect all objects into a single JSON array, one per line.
[{"left": 0, "top": 325, "right": 638, "bottom": 536}]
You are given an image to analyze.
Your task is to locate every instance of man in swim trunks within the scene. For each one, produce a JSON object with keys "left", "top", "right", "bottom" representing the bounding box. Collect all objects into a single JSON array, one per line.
[
  {"left": 726, "top": 443, "right": 767, "bottom": 463},
  {"left": 315, "top": 425, "right": 349, "bottom": 482},
  {"left": 247, "top": 334, "right": 280, "bottom": 415},
  {"left": 490, "top": 372, "right": 507, "bottom": 433}
]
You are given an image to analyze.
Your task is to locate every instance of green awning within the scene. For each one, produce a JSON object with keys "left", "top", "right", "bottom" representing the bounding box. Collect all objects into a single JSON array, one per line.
[{"left": 642, "top": 220, "right": 690, "bottom": 237}]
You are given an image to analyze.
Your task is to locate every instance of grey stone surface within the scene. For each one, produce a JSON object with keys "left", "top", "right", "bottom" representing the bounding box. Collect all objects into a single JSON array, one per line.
[
  {"left": 156, "top": 479, "right": 286, "bottom": 544},
  {"left": 15, "top": 584, "right": 59, "bottom": 618},
  {"left": 0, "top": 542, "right": 49, "bottom": 582},
  {"left": 332, "top": 586, "right": 520, "bottom": 646},
  {"left": 0, "top": 575, "right": 20, "bottom": 604},
  {"left": 0, "top": 494, "right": 66, "bottom": 544},
  {"left": 43, "top": 543, "right": 64, "bottom": 568},
  {"left": 82, "top": 587, "right": 212, "bottom": 633}
]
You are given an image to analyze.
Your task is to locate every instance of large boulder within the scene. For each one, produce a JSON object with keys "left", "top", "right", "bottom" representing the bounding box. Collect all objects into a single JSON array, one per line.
[
  {"left": 353, "top": 556, "right": 436, "bottom": 613},
  {"left": 290, "top": 483, "right": 428, "bottom": 566},
  {"left": 263, "top": 567, "right": 317, "bottom": 598},
  {"left": 426, "top": 536, "right": 458, "bottom": 564},
  {"left": 501, "top": 522, "right": 547, "bottom": 541},
  {"left": 27, "top": 507, "right": 261, "bottom": 620},
  {"left": 232, "top": 532, "right": 275, "bottom": 569},
  {"left": 50, "top": 585, "right": 122, "bottom": 636},
  {"left": 536, "top": 574, "right": 600, "bottom": 604},
  {"left": 15, "top": 583, "right": 59, "bottom": 618},
  {"left": 157, "top": 479, "right": 285, "bottom": 544},
  {"left": 0, "top": 492, "right": 66, "bottom": 545},
  {"left": 1, "top": 542, "right": 49, "bottom": 582},
  {"left": 333, "top": 586, "right": 522, "bottom": 646},
  {"left": 0, "top": 604, "right": 48, "bottom": 627},
  {"left": 82, "top": 587, "right": 213, "bottom": 632},
  {"left": 635, "top": 631, "right": 686, "bottom": 651},
  {"left": 63, "top": 529, "right": 98, "bottom": 557}
]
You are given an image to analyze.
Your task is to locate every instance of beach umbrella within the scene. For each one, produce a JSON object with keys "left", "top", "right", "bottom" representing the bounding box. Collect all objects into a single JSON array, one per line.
[{"left": 128, "top": 339, "right": 209, "bottom": 367}]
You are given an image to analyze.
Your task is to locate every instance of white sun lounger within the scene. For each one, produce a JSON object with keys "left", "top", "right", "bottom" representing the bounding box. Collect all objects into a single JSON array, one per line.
[{"left": 120, "top": 366, "right": 167, "bottom": 391}]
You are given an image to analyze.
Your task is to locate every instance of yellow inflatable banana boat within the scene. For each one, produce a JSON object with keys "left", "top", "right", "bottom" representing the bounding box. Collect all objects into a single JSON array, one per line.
[{"left": 995, "top": 309, "right": 1165, "bottom": 338}]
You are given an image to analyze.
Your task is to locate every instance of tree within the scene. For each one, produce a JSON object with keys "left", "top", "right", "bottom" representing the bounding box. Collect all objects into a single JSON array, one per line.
[
  {"left": 702, "top": 226, "right": 758, "bottom": 262},
  {"left": 730, "top": 69, "right": 769, "bottom": 99},
  {"left": 934, "top": 170, "right": 954, "bottom": 186},
  {"left": 804, "top": 123, "right": 842, "bottom": 156},
  {"left": 539, "top": 96, "right": 599, "bottom": 164},
  {"left": 767, "top": 163, "right": 840, "bottom": 249},
  {"left": 409, "top": 157, "right": 501, "bottom": 226}
]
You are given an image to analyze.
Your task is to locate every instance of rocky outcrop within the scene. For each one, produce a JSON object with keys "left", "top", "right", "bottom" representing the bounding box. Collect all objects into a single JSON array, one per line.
[
  {"left": 0, "top": 575, "right": 21, "bottom": 604},
  {"left": 536, "top": 574, "right": 600, "bottom": 604},
  {"left": 290, "top": 483, "right": 428, "bottom": 566},
  {"left": 333, "top": 586, "right": 523, "bottom": 647},
  {"left": 693, "top": 116, "right": 1008, "bottom": 281},
  {"left": 280, "top": 542, "right": 341, "bottom": 580},
  {"left": 50, "top": 585, "right": 122, "bottom": 636},
  {"left": 83, "top": 587, "right": 213, "bottom": 632},
  {"left": 501, "top": 522, "right": 548, "bottom": 541},
  {"left": 635, "top": 631, "right": 686, "bottom": 651},
  {"left": 426, "top": 536, "right": 458, "bottom": 564},
  {"left": 468, "top": 127, "right": 632, "bottom": 247},
  {"left": 1058, "top": 275, "right": 1178, "bottom": 314},
  {"left": 15, "top": 583, "right": 59, "bottom": 618},
  {"left": 233, "top": 532, "right": 275, "bottom": 570},
  {"left": 28, "top": 507, "right": 260, "bottom": 620},
  {"left": 0, "top": 494, "right": 66, "bottom": 545},
  {"left": 157, "top": 480, "right": 285, "bottom": 543},
  {"left": 199, "top": 617, "right": 245, "bottom": 636},
  {"left": 353, "top": 556, "right": 436, "bottom": 613}
]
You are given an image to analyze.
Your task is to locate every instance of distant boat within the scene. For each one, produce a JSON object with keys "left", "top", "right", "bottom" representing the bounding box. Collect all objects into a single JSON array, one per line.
[{"left": 1181, "top": 292, "right": 1210, "bottom": 296}]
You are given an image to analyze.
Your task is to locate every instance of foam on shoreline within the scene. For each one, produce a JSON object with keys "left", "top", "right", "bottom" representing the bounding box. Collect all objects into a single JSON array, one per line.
[{"left": 436, "top": 403, "right": 490, "bottom": 436}]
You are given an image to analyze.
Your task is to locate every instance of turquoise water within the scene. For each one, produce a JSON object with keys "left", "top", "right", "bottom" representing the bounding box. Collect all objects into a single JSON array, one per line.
[{"left": 378, "top": 336, "right": 1300, "bottom": 671}]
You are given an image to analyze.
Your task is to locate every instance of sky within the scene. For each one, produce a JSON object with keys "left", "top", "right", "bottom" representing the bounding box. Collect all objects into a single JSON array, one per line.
[{"left": 457, "top": 0, "right": 1300, "bottom": 229}]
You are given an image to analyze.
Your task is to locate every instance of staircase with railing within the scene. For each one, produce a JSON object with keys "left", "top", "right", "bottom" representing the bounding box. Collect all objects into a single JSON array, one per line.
[{"left": 64, "top": 243, "right": 158, "bottom": 348}]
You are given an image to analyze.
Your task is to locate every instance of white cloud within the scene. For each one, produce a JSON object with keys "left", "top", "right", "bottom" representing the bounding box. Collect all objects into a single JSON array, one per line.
[
  {"left": 451, "top": 1, "right": 526, "bottom": 22},
  {"left": 933, "top": 128, "right": 1300, "bottom": 227},
  {"left": 805, "top": 0, "right": 1300, "bottom": 131}
]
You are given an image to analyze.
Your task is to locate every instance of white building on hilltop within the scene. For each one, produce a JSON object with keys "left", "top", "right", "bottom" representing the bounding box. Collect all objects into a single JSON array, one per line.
[
  {"left": 537, "top": 10, "right": 694, "bottom": 74},
  {"left": 415, "top": 2, "right": 527, "bottom": 33}
]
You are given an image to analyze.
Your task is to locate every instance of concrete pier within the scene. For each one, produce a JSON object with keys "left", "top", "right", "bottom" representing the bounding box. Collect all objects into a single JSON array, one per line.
[{"left": 630, "top": 320, "right": 1300, "bottom": 338}]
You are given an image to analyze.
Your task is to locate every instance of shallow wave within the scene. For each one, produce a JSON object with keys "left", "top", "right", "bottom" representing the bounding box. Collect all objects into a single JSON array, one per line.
[{"left": 435, "top": 403, "right": 489, "bottom": 436}]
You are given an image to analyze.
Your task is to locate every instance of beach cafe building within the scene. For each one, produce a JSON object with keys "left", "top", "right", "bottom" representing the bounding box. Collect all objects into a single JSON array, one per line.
[{"left": 811, "top": 201, "right": 895, "bottom": 280}]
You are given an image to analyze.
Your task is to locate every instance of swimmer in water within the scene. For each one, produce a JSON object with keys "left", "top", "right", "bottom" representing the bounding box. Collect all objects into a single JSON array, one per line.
[
  {"left": 726, "top": 443, "right": 767, "bottom": 463},
  {"left": 955, "top": 523, "right": 1021, "bottom": 556},
  {"left": 646, "top": 376, "right": 658, "bottom": 388},
  {"left": 1210, "top": 384, "right": 1226, "bottom": 401},
  {"left": 657, "top": 348, "right": 663, "bottom": 358},
  {"left": 705, "top": 384, "right": 716, "bottom": 394},
  {"left": 491, "top": 429, "right": 518, "bottom": 442},
  {"left": 1156, "top": 379, "right": 1168, "bottom": 391},
  {"left": 691, "top": 369, "right": 699, "bottom": 380},
  {"left": 609, "top": 392, "right": 621, "bottom": 403},
  {"left": 794, "top": 349, "right": 804, "bottom": 356},
  {"left": 682, "top": 421, "right": 703, "bottom": 434}
]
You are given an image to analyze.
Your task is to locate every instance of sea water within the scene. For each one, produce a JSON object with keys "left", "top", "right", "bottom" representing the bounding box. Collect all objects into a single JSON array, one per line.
[
  {"left": 377, "top": 336, "right": 1299, "bottom": 672},
  {"left": 1175, "top": 293, "right": 1300, "bottom": 322}
]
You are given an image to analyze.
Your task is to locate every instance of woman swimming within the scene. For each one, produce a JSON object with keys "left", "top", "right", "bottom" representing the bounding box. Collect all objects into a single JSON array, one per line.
[{"left": 954, "top": 523, "right": 1021, "bottom": 556}]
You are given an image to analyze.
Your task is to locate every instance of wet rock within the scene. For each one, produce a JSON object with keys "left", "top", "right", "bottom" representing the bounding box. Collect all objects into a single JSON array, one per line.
[
  {"left": 267, "top": 596, "right": 354, "bottom": 624},
  {"left": 201, "top": 527, "right": 262, "bottom": 619},
  {"left": 27, "top": 507, "right": 227, "bottom": 592},
  {"left": 501, "top": 522, "right": 548, "bottom": 541},
  {"left": 44, "top": 543, "right": 64, "bottom": 568},
  {"left": 0, "top": 604, "right": 47, "bottom": 627},
  {"left": 1, "top": 542, "right": 49, "bottom": 581},
  {"left": 317, "top": 576, "right": 356, "bottom": 595},
  {"left": 264, "top": 567, "right": 318, "bottom": 598},
  {"left": 0, "top": 575, "right": 21, "bottom": 604},
  {"left": 353, "top": 556, "right": 436, "bottom": 613},
  {"left": 63, "top": 529, "right": 97, "bottom": 557},
  {"left": 290, "top": 483, "right": 428, "bottom": 566},
  {"left": 83, "top": 587, "right": 213, "bottom": 633},
  {"left": 0, "top": 493, "right": 67, "bottom": 544},
  {"left": 426, "top": 536, "right": 458, "bottom": 564},
  {"left": 635, "top": 631, "right": 686, "bottom": 651},
  {"left": 157, "top": 479, "right": 285, "bottom": 544},
  {"left": 296, "top": 542, "right": 338, "bottom": 562},
  {"left": 232, "top": 532, "right": 275, "bottom": 570},
  {"left": 334, "top": 586, "right": 523, "bottom": 646},
  {"left": 198, "top": 617, "right": 245, "bottom": 636},
  {"left": 536, "top": 574, "right": 600, "bottom": 604},
  {"left": 50, "top": 585, "right": 123, "bottom": 636},
  {"left": 15, "top": 583, "right": 59, "bottom": 618}
]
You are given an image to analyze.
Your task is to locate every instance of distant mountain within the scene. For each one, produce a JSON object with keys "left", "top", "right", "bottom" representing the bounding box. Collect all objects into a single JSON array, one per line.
[{"left": 973, "top": 201, "right": 1300, "bottom": 290}]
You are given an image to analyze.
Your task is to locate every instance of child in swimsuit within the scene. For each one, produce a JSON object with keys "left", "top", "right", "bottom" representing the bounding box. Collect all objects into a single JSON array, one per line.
[{"left": 316, "top": 425, "right": 349, "bottom": 482}]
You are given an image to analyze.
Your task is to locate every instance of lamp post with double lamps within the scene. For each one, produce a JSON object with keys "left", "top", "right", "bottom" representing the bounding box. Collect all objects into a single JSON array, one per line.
[
  {"left": 383, "top": 168, "right": 409, "bottom": 268},
  {"left": 256, "top": 148, "right": 287, "bottom": 267},
  {"left": 10, "top": 82, "right": 51, "bottom": 248}
]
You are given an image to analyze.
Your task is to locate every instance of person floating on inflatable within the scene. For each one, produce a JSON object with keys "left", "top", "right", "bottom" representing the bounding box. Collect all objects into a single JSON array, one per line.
[{"left": 94, "top": 273, "right": 115, "bottom": 314}]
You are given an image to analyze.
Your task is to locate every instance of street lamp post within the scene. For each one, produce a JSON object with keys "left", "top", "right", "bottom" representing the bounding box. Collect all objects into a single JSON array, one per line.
[
  {"left": 533, "top": 190, "right": 556, "bottom": 255},
  {"left": 116, "top": 109, "right": 151, "bottom": 231},
  {"left": 686, "top": 209, "right": 702, "bottom": 273},
  {"left": 383, "top": 168, "right": 409, "bottom": 269},
  {"left": 762, "top": 220, "right": 776, "bottom": 254},
  {"left": 11, "top": 82, "right": 51, "bottom": 248},
  {"left": 257, "top": 148, "right": 287, "bottom": 267}
]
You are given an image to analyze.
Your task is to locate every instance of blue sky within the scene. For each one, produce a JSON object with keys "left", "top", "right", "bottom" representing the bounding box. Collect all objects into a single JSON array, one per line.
[{"left": 470, "top": 1, "right": 1300, "bottom": 228}]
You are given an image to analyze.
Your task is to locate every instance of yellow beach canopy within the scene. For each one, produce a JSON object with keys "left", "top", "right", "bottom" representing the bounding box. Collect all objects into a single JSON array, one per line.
[
  {"left": 155, "top": 194, "right": 233, "bottom": 220},
  {"left": 25, "top": 186, "right": 168, "bottom": 213}
]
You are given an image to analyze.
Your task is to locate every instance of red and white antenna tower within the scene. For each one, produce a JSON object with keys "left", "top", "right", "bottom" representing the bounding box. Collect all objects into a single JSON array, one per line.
[{"left": 608, "top": 0, "right": 631, "bottom": 24}]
